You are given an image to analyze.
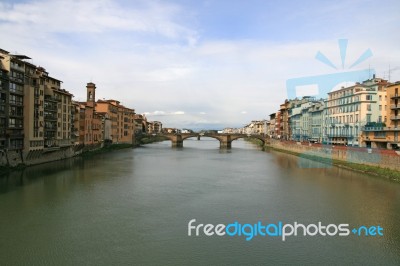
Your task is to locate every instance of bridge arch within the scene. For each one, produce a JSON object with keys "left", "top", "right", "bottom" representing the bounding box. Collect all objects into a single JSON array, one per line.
[
  {"left": 230, "top": 135, "right": 266, "bottom": 145},
  {"left": 149, "top": 133, "right": 267, "bottom": 149}
]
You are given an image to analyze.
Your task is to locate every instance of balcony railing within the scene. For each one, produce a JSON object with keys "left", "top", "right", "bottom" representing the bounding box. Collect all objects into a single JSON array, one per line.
[
  {"left": 9, "top": 111, "right": 23, "bottom": 117},
  {"left": 9, "top": 88, "right": 24, "bottom": 95},
  {"left": 391, "top": 94, "right": 400, "bottom": 99},
  {"left": 390, "top": 104, "right": 400, "bottom": 109},
  {"left": 7, "top": 130, "right": 24, "bottom": 137},
  {"left": 44, "top": 105, "right": 57, "bottom": 111},
  {"left": 391, "top": 115, "right": 400, "bottom": 120},
  {"left": 362, "top": 127, "right": 385, "bottom": 131},
  {"left": 10, "top": 63, "right": 24, "bottom": 72},
  {"left": 362, "top": 126, "right": 400, "bottom": 131},
  {"left": 327, "top": 134, "right": 354, "bottom": 138},
  {"left": 9, "top": 100, "right": 23, "bottom": 106},
  {"left": 372, "top": 135, "right": 386, "bottom": 139},
  {"left": 44, "top": 96, "right": 61, "bottom": 102},
  {"left": 44, "top": 115, "right": 57, "bottom": 121},
  {"left": 9, "top": 76, "right": 24, "bottom": 84}
]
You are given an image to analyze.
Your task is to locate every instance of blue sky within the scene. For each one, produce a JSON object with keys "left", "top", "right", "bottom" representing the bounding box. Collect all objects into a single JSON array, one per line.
[{"left": 1, "top": 0, "right": 399, "bottom": 129}]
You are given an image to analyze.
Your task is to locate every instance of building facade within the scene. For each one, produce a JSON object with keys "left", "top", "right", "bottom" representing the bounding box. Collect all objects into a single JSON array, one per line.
[{"left": 0, "top": 48, "right": 73, "bottom": 155}]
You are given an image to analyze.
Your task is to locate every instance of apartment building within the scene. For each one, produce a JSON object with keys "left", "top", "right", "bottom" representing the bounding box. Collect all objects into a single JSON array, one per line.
[
  {"left": 0, "top": 49, "right": 25, "bottom": 151},
  {"left": 387, "top": 82, "right": 400, "bottom": 148},
  {"left": 0, "top": 49, "right": 73, "bottom": 154},
  {"left": 96, "top": 98, "right": 135, "bottom": 144},
  {"left": 0, "top": 68, "right": 8, "bottom": 149},
  {"left": 279, "top": 100, "right": 290, "bottom": 140},
  {"left": 309, "top": 101, "right": 325, "bottom": 143},
  {"left": 147, "top": 121, "right": 162, "bottom": 134},
  {"left": 325, "top": 79, "right": 383, "bottom": 146},
  {"left": 117, "top": 104, "right": 135, "bottom": 143},
  {"left": 289, "top": 97, "right": 315, "bottom": 141},
  {"left": 43, "top": 75, "right": 73, "bottom": 148},
  {"left": 269, "top": 113, "right": 276, "bottom": 138},
  {"left": 361, "top": 82, "right": 400, "bottom": 149},
  {"left": 134, "top": 114, "right": 147, "bottom": 134}
]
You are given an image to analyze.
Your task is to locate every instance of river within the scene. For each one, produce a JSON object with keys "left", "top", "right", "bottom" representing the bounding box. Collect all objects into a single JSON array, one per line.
[{"left": 0, "top": 138, "right": 400, "bottom": 265}]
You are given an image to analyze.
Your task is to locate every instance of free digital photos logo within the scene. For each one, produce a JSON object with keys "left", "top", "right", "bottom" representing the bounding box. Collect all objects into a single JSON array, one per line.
[
  {"left": 286, "top": 39, "right": 374, "bottom": 100},
  {"left": 188, "top": 219, "right": 383, "bottom": 241},
  {"left": 285, "top": 39, "right": 382, "bottom": 168}
]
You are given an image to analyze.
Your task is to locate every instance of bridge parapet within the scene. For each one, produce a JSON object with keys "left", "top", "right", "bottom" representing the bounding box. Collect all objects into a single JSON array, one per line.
[{"left": 157, "top": 133, "right": 268, "bottom": 149}]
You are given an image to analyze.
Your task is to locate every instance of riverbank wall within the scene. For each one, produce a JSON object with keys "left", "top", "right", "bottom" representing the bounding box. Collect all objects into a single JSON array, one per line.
[
  {"left": 0, "top": 143, "right": 104, "bottom": 168},
  {"left": 266, "top": 139, "right": 400, "bottom": 172},
  {"left": 0, "top": 134, "right": 164, "bottom": 169}
]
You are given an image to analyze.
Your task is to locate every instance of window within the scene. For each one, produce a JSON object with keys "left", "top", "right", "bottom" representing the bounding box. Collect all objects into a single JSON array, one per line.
[
  {"left": 366, "top": 95, "right": 372, "bottom": 100},
  {"left": 367, "top": 104, "right": 371, "bottom": 111},
  {"left": 9, "top": 82, "right": 23, "bottom": 94},
  {"left": 379, "top": 105, "right": 382, "bottom": 111},
  {"left": 374, "top": 132, "right": 386, "bottom": 138},
  {"left": 366, "top": 114, "right": 371, "bottom": 123}
]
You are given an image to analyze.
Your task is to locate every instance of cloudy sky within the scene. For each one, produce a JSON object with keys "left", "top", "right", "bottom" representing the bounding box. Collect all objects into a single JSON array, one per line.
[{"left": 1, "top": 0, "right": 399, "bottom": 130}]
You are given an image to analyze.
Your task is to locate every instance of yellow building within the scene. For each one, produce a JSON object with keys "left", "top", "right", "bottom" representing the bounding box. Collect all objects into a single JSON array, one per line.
[
  {"left": 326, "top": 78, "right": 386, "bottom": 147},
  {"left": 362, "top": 82, "right": 400, "bottom": 149},
  {"left": 0, "top": 49, "right": 73, "bottom": 154}
]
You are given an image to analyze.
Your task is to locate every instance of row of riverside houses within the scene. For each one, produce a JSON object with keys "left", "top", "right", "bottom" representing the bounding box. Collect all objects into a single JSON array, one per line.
[
  {"left": 0, "top": 48, "right": 162, "bottom": 166},
  {"left": 267, "top": 76, "right": 400, "bottom": 150}
]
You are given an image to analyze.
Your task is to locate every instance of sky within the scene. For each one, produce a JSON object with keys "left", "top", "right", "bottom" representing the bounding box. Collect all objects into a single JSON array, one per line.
[{"left": 1, "top": 0, "right": 400, "bottom": 130}]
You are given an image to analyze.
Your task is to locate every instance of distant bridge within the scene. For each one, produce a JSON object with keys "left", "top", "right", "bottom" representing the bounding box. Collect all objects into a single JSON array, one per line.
[{"left": 157, "top": 133, "right": 268, "bottom": 149}]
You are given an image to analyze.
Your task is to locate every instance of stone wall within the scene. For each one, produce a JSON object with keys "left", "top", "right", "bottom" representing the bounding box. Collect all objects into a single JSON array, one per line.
[
  {"left": 268, "top": 140, "right": 400, "bottom": 171},
  {"left": 0, "top": 142, "right": 104, "bottom": 168}
]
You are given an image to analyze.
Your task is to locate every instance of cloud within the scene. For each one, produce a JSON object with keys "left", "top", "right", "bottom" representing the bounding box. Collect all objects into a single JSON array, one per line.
[
  {"left": 0, "top": 0, "right": 197, "bottom": 41},
  {"left": 144, "top": 110, "right": 185, "bottom": 116}
]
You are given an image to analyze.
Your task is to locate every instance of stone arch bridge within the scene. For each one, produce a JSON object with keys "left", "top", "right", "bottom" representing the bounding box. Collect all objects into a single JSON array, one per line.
[{"left": 158, "top": 133, "right": 268, "bottom": 149}]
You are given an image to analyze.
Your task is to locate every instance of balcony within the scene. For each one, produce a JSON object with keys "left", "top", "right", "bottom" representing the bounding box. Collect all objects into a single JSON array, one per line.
[
  {"left": 391, "top": 94, "right": 400, "bottom": 99},
  {"left": 44, "top": 115, "right": 57, "bottom": 121},
  {"left": 391, "top": 115, "right": 400, "bottom": 120},
  {"left": 10, "top": 63, "right": 24, "bottom": 72},
  {"left": 4, "top": 129, "right": 24, "bottom": 138},
  {"left": 44, "top": 95, "right": 61, "bottom": 102},
  {"left": 8, "top": 145, "right": 24, "bottom": 150},
  {"left": 9, "top": 76, "right": 24, "bottom": 84},
  {"left": 362, "top": 127, "right": 385, "bottom": 131},
  {"left": 391, "top": 104, "right": 400, "bottom": 109},
  {"left": 44, "top": 126, "right": 57, "bottom": 131},
  {"left": 362, "top": 126, "right": 400, "bottom": 131},
  {"left": 9, "top": 100, "right": 23, "bottom": 106},
  {"left": 9, "top": 88, "right": 24, "bottom": 95},
  {"left": 9, "top": 111, "right": 23, "bottom": 118},
  {"left": 44, "top": 105, "right": 57, "bottom": 112},
  {"left": 372, "top": 135, "right": 386, "bottom": 139},
  {"left": 327, "top": 134, "right": 354, "bottom": 138}
]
